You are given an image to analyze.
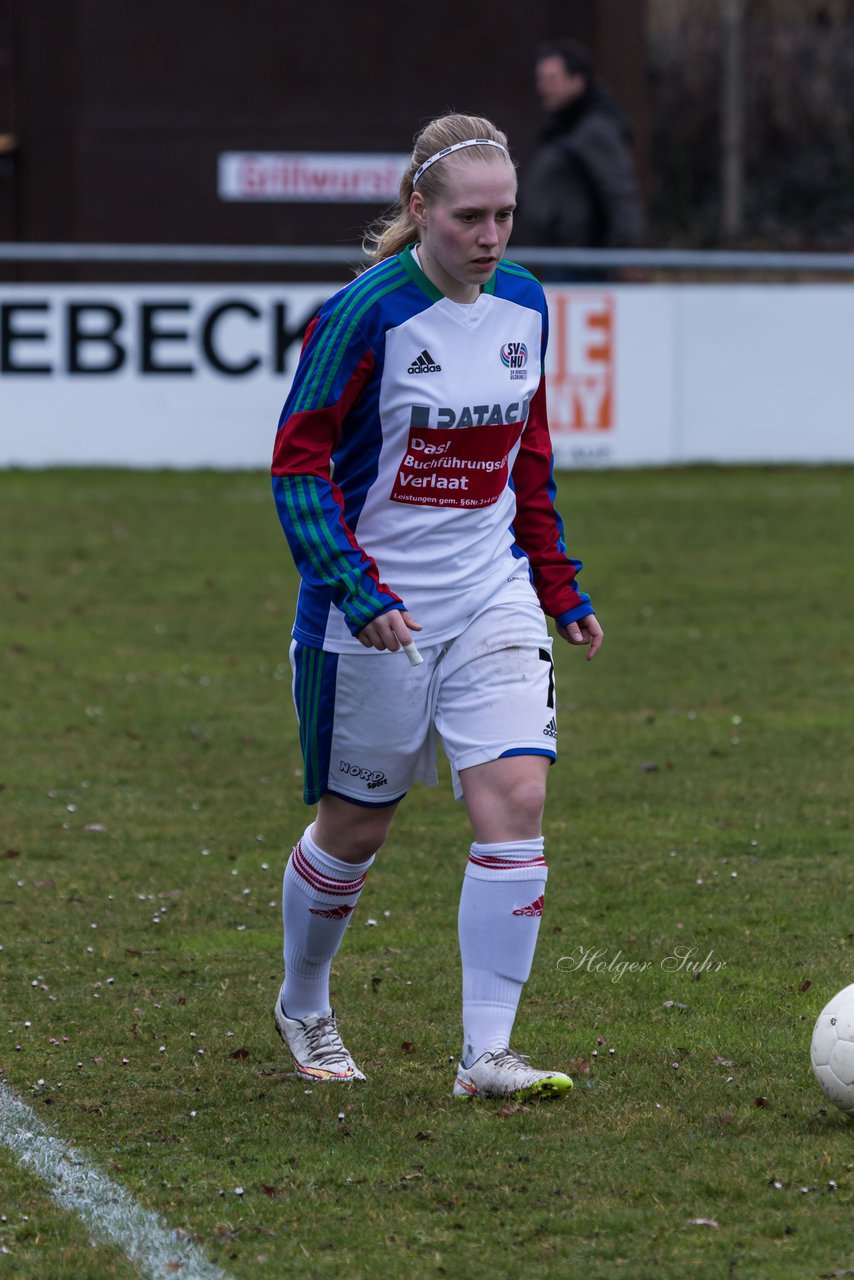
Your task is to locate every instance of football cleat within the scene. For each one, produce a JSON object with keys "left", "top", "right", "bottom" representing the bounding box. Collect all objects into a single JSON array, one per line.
[
  {"left": 274, "top": 991, "right": 365, "bottom": 1082},
  {"left": 453, "top": 1048, "right": 573, "bottom": 1100}
]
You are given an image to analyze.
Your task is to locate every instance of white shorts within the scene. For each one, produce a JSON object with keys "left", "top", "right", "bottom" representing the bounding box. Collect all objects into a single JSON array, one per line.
[{"left": 290, "top": 588, "right": 558, "bottom": 807}]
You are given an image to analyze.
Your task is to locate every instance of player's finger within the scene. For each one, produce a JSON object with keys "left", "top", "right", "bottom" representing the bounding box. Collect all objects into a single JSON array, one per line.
[
  {"left": 367, "top": 609, "right": 406, "bottom": 652},
  {"left": 357, "top": 619, "right": 389, "bottom": 650},
  {"left": 566, "top": 622, "right": 584, "bottom": 644},
  {"left": 395, "top": 613, "right": 425, "bottom": 666},
  {"left": 402, "top": 639, "right": 424, "bottom": 667},
  {"left": 385, "top": 612, "right": 413, "bottom": 651},
  {"left": 585, "top": 620, "right": 604, "bottom": 660},
  {"left": 360, "top": 609, "right": 422, "bottom": 653}
]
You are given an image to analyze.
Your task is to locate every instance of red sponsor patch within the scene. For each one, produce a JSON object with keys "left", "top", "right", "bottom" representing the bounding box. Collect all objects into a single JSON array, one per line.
[{"left": 390, "top": 422, "right": 523, "bottom": 509}]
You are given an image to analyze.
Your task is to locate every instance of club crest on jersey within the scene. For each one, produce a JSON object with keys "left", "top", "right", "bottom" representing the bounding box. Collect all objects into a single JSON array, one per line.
[{"left": 500, "top": 341, "right": 528, "bottom": 381}]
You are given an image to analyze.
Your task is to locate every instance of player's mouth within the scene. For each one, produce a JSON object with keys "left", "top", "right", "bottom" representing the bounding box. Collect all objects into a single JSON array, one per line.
[{"left": 471, "top": 256, "right": 497, "bottom": 270}]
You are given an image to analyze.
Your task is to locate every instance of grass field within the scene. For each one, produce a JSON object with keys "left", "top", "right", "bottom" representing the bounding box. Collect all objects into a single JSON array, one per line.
[{"left": 1, "top": 465, "right": 852, "bottom": 1280}]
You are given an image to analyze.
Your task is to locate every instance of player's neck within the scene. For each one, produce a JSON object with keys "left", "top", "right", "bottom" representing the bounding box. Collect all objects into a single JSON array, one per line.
[{"left": 413, "top": 244, "right": 480, "bottom": 305}]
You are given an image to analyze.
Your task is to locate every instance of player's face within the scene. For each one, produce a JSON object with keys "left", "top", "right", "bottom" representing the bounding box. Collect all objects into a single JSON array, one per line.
[{"left": 410, "top": 158, "right": 517, "bottom": 304}]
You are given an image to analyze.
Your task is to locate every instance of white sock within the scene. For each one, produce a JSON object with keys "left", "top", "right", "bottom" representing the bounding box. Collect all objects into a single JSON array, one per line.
[
  {"left": 457, "top": 838, "right": 548, "bottom": 1067},
  {"left": 281, "top": 824, "right": 374, "bottom": 1020}
]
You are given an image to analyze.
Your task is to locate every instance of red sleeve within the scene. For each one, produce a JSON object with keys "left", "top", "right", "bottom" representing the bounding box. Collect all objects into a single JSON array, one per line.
[
  {"left": 510, "top": 378, "right": 590, "bottom": 619},
  {"left": 272, "top": 319, "right": 374, "bottom": 478}
]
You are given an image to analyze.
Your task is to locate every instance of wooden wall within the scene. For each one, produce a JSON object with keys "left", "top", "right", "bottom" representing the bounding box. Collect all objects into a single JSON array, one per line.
[{"left": 1, "top": 0, "right": 647, "bottom": 269}]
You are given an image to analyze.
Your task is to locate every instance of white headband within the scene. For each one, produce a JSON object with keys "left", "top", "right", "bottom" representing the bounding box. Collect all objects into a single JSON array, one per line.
[{"left": 411, "top": 138, "right": 508, "bottom": 187}]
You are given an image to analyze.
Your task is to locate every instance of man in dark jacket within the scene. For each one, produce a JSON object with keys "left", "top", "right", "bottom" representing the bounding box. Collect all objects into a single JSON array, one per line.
[{"left": 517, "top": 40, "right": 645, "bottom": 278}]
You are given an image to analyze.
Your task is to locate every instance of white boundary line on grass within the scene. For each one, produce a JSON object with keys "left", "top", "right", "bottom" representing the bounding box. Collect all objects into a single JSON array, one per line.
[{"left": 0, "top": 1079, "right": 234, "bottom": 1280}]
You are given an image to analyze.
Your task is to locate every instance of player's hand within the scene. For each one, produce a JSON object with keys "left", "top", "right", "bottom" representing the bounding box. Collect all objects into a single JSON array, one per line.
[
  {"left": 357, "top": 608, "right": 422, "bottom": 653},
  {"left": 557, "top": 614, "right": 604, "bottom": 661}
]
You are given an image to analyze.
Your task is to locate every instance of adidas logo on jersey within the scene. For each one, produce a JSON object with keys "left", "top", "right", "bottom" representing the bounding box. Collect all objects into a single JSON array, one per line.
[
  {"left": 407, "top": 349, "right": 442, "bottom": 374},
  {"left": 543, "top": 716, "right": 557, "bottom": 739}
]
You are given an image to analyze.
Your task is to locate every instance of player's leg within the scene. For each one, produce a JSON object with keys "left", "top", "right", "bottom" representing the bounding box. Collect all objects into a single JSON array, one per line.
[
  {"left": 436, "top": 607, "right": 572, "bottom": 1099},
  {"left": 277, "top": 642, "right": 435, "bottom": 1081},
  {"left": 276, "top": 793, "right": 398, "bottom": 1083},
  {"left": 457, "top": 754, "right": 549, "bottom": 1069},
  {"left": 281, "top": 793, "right": 398, "bottom": 1022},
  {"left": 455, "top": 755, "right": 570, "bottom": 1098}
]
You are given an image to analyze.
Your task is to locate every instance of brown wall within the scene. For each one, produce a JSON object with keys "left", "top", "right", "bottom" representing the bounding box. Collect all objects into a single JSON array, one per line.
[
  {"left": 3, "top": 0, "right": 647, "bottom": 268},
  {"left": 0, "top": 0, "right": 18, "bottom": 240}
]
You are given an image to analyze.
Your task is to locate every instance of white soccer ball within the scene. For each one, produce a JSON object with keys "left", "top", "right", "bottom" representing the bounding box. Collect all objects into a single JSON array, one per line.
[{"left": 810, "top": 982, "right": 854, "bottom": 1117}]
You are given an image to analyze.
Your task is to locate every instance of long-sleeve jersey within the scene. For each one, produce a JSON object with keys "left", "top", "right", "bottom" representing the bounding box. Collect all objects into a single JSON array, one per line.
[{"left": 272, "top": 247, "right": 593, "bottom": 652}]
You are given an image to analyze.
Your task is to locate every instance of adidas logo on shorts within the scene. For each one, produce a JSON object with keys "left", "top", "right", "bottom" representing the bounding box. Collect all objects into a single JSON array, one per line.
[
  {"left": 407, "top": 348, "right": 442, "bottom": 374},
  {"left": 543, "top": 716, "right": 557, "bottom": 739}
]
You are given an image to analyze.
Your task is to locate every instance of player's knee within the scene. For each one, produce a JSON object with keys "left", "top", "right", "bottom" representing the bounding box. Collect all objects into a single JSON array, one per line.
[
  {"left": 344, "top": 819, "right": 390, "bottom": 861},
  {"left": 493, "top": 774, "right": 547, "bottom": 831},
  {"left": 314, "top": 798, "right": 395, "bottom": 861},
  {"left": 511, "top": 778, "right": 547, "bottom": 827}
]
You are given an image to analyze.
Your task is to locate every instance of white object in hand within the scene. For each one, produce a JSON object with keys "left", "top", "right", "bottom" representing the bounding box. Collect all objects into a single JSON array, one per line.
[{"left": 403, "top": 640, "right": 424, "bottom": 667}]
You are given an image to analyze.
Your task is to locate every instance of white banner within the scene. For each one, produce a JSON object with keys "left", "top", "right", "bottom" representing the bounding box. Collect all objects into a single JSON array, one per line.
[
  {"left": 0, "top": 285, "right": 331, "bottom": 467},
  {"left": 218, "top": 152, "right": 408, "bottom": 202},
  {"left": 1, "top": 283, "right": 853, "bottom": 468},
  {"left": 544, "top": 287, "right": 678, "bottom": 468}
]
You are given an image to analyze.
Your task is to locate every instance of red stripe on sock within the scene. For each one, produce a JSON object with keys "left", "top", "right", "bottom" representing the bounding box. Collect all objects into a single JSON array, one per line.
[
  {"left": 292, "top": 842, "right": 366, "bottom": 897},
  {"left": 468, "top": 854, "right": 547, "bottom": 870}
]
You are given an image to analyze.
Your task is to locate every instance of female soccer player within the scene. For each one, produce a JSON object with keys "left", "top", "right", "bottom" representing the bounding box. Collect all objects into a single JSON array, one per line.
[{"left": 271, "top": 113, "right": 603, "bottom": 1100}]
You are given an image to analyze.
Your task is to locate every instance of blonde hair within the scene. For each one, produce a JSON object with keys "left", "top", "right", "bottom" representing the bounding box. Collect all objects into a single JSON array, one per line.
[{"left": 363, "top": 113, "right": 514, "bottom": 263}]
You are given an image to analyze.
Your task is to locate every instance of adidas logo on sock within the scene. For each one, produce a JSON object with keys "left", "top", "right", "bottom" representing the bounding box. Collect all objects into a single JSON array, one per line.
[
  {"left": 543, "top": 716, "right": 557, "bottom": 739},
  {"left": 407, "top": 348, "right": 442, "bottom": 374},
  {"left": 512, "top": 894, "right": 544, "bottom": 917},
  {"left": 308, "top": 903, "right": 355, "bottom": 919}
]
